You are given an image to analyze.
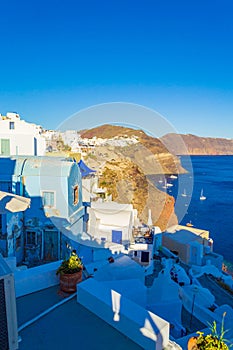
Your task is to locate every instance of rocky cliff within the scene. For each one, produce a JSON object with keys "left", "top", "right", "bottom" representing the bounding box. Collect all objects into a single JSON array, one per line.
[
  {"left": 98, "top": 158, "right": 177, "bottom": 231},
  {"left": 162, "top": 133, "right": 233, "bottom": 155},
  {"left": 82, "top": 124, "right": 180, "bottom": 230}
]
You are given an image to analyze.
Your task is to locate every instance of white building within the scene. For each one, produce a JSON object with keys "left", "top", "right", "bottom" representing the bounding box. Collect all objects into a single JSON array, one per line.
[
  {"left": 162, "top": 225, "right": 223, "bottom": 269},
  {"left": 87, "top": 201, "right": 137, "bottom": 245},
  {"left": 0, "top": 112, "right": 46, "bottom": 156}
]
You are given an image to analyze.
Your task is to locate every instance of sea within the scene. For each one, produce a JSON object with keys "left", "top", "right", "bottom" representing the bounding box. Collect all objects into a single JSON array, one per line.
[{"left": 152, "top": 155, "right": 233, "bottom": 271}]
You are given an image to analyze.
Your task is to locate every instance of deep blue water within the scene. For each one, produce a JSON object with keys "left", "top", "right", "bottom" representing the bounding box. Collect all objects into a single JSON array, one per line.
[
  {"left": 154, "top": 156, "right": 233, "bottom": 268},
  {"left": 180, "top": 156, "right": 233, "bottom": 267}
]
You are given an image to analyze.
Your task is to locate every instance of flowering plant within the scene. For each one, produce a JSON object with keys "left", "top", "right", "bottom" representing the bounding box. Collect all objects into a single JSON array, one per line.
[
  {"left": 193, "top": 313, "right": 231, "bottom": 350},
  {"left": 56, "top": 250, "right": 83, "bottom": 275}
]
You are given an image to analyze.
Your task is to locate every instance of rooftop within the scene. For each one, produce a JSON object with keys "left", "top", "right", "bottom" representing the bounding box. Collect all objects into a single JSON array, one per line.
[
  {"left": 163, "top": 229, "right": 206, "bottom": 244},
  {"left": 4, "top": 250, "right": 233, "bottom": 349},
  {"left": 17, "top": 285, "right": 142, "bottom": 350},
  {"left": 198, "top": 274, "right": 233, "bottom": 309},
  {"left": 167, "top": 225, "right": 209, "bottom": 239},
  {"left": 0, "top": 156, "right": 80, "bottom": 179}
]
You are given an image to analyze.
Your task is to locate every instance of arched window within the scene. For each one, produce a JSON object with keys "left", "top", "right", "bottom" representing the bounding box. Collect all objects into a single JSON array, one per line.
[{"left": 73, "top": 185, "right": 79, "bottom": 205}]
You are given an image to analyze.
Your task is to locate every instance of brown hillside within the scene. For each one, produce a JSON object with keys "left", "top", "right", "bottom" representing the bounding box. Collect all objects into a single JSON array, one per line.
[
  {"left": 81, "top": 124, "right": 146, "bottom": 139},
  {"left": 162, "top": 133, "right": 233, "bottom": 155},
  {"left": 81, "top": 124, "right": 168, "bottom": 152},
  {"left": 82, "top": 124, "right": 186, "bottom": 175},
  {"left": 99, "top": 158, "right": 177, "bottom": 230}
]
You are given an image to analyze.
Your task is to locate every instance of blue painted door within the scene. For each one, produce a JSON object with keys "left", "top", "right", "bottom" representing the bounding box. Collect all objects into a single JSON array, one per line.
[
  {"left": 112, "top": 230, "right": 122, "bottom": 244},
  {"left": 44, "top": 230, "right": 59, "bottom": 261}
]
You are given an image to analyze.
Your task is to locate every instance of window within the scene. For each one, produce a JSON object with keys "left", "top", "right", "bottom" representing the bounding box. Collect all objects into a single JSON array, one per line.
[
  {"left": 0, "top": 214, "right": 7, "bottom": 239},
  {"left": 73, "top": 185, "right": 79, "bottom": 205},
  {"left": 0, "top": 139, "right": 10, "bottom": 156},
  {"left": 26, "top": 231, "right": 37, "bottom": 246},
  {"left": 42, "top": 191, "right": 55, "bottom": 208},
  {"left": 9, "top": 122, "right": 15, "bottom": 130}
]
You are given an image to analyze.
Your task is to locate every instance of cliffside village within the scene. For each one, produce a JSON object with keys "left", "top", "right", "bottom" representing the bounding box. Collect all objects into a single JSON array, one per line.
[{"left": 1, "top": 112, "right": 233, "bottom": 350}]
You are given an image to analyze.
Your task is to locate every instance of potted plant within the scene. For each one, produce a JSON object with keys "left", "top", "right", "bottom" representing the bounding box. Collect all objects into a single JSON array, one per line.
[
  {"left": 56, "top": 250, "right": 83, "bottom": 293},
  {"left": 188, "top": 312, "right": 231, "bottom": 350}
]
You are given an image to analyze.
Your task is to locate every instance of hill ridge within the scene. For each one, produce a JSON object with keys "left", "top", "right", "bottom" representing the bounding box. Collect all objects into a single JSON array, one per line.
[{"left": 162, "top": 133, "right": 233, "bottom": 155}]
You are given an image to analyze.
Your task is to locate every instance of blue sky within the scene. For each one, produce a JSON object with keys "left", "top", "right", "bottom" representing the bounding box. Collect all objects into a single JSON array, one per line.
[{"left": 0, "top": 0, "right": 233, "bottom": 137}]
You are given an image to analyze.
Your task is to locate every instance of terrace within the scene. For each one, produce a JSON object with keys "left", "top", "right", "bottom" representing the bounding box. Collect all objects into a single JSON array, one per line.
[
  {"left": 7, "top": 251, "right": 233, "bottom": 350},
  {"left": 12, "top": 259, "right": 176, "bottom": 350},
  {"left": 17, "top": 285, "right": 142, "bottom": 350}
]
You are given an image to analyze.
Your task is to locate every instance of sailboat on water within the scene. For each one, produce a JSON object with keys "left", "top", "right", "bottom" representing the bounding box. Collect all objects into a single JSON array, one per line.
[
  {"left": 162, "top": 179, "right": 167, "bottom": 189},
  {"left": 200, "top": 189, "right": 206, "bottom": 200},
  {"left": 163, "top": 179, "right": 173, "bottom": 189},
  {"left": 181, "top": 189, "right": 187, "bottom": 197}
]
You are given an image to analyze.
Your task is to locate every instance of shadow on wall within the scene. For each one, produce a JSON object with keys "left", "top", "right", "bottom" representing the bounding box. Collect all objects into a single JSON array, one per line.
[{"left": 78, "top": 278, "right": 170, "bottom": 350}]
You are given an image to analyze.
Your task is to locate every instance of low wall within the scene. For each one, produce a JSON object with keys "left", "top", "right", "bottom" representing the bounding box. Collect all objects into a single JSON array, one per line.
[
  {"left": 190, "top": 263, "right": 222, "bottom": 279},
  {"left": 77, "top": 278, "right": 170, "bottom": 350},
  {"left": 14, "top": 261, "right": 61, "bottom": 297},
  {"left": 180, "top": 287, "right": 221, "bottom": 327}
]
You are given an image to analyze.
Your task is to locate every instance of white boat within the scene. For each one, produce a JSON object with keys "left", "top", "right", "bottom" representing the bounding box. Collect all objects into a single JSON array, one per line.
[
  {"left": 200, "top": 189, "right": 206, "bottom": 200},
  {"left": 181, "top": 189, "right": 187, "bottom": 197},
  {"left": 162, "top": 179, "right": 173, "bottom": 188},
  {"left": 170, "top": 175, "right": 177, "bottom": 179}
]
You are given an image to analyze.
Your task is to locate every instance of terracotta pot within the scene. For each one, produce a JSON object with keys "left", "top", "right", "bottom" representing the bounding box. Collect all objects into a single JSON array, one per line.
[
  {"left": 59, "top": 270, "right": 82, "bottom": 293},
  {"left": 187, "top": 337, "right": 198, "bottom": 350}
]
